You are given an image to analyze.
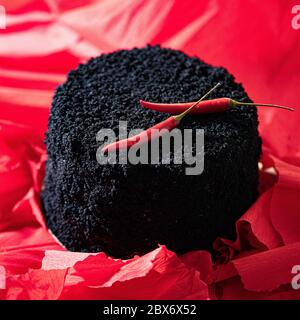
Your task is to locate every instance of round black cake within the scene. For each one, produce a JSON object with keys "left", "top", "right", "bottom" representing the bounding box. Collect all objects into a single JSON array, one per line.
[{"left": 42, "top": 45, "right": 261, "bottom": 258}]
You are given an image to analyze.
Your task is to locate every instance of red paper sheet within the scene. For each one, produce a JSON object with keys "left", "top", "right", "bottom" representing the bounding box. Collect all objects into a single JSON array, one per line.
[{"left": 0, "top": 0, "right": 300, "bottom": 300}]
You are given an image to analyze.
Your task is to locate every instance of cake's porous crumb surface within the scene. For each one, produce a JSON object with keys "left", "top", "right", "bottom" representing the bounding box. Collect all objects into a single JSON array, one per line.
[{"left": 42, "top": 45, "right": 261, "bottom": 258}]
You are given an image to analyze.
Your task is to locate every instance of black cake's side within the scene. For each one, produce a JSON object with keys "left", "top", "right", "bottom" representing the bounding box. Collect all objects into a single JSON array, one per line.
[{"left": 42, "top": 46, "right": 261, "bottom": 258}]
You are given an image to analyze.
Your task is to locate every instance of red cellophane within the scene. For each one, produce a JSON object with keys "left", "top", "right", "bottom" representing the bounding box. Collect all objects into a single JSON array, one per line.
[{"left": 0, "top": 0, "right": 300, "bottom": 300}]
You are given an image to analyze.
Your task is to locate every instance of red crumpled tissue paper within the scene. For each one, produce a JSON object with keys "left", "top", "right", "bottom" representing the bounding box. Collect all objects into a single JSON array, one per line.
[{"left": 0, "top": 0, "right": 300, "bottom": 300}]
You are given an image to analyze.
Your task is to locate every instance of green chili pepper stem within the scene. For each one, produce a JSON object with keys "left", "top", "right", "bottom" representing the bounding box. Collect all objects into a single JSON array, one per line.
[{"left": 173, "top": 82, "right": 221, "bottom": 123}]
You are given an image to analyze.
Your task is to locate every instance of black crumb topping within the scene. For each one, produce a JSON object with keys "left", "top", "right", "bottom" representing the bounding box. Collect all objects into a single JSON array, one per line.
[{"left": 42, "top": 45, "right": 261, "bottom": 258}]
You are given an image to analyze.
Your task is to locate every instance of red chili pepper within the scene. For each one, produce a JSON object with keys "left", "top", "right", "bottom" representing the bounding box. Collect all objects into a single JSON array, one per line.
[
  {"left": 101, "top": 83, "right": 220, "bottom": 154},
  {"left": 140, "top": 98, "right": 294, "bottom": 114}
]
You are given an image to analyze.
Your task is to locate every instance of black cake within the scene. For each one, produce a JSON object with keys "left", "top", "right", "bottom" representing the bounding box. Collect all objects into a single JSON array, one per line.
[{"left": 42, "top": 45, "right": 261, "bottom": 258}]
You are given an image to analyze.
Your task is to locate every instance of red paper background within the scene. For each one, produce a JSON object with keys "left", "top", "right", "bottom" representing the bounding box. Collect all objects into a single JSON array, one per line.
[{"left": 0, "top": 0, "right": 300, "bottom": 300}]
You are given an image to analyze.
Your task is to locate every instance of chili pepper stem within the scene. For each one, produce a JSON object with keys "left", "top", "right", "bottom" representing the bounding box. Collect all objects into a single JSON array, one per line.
[
  {"left": 173, "top": 82, "right": 221, "bottom": 123},
  {"left": 230, "top": 99, "right": 294, "bottom": 111}
]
